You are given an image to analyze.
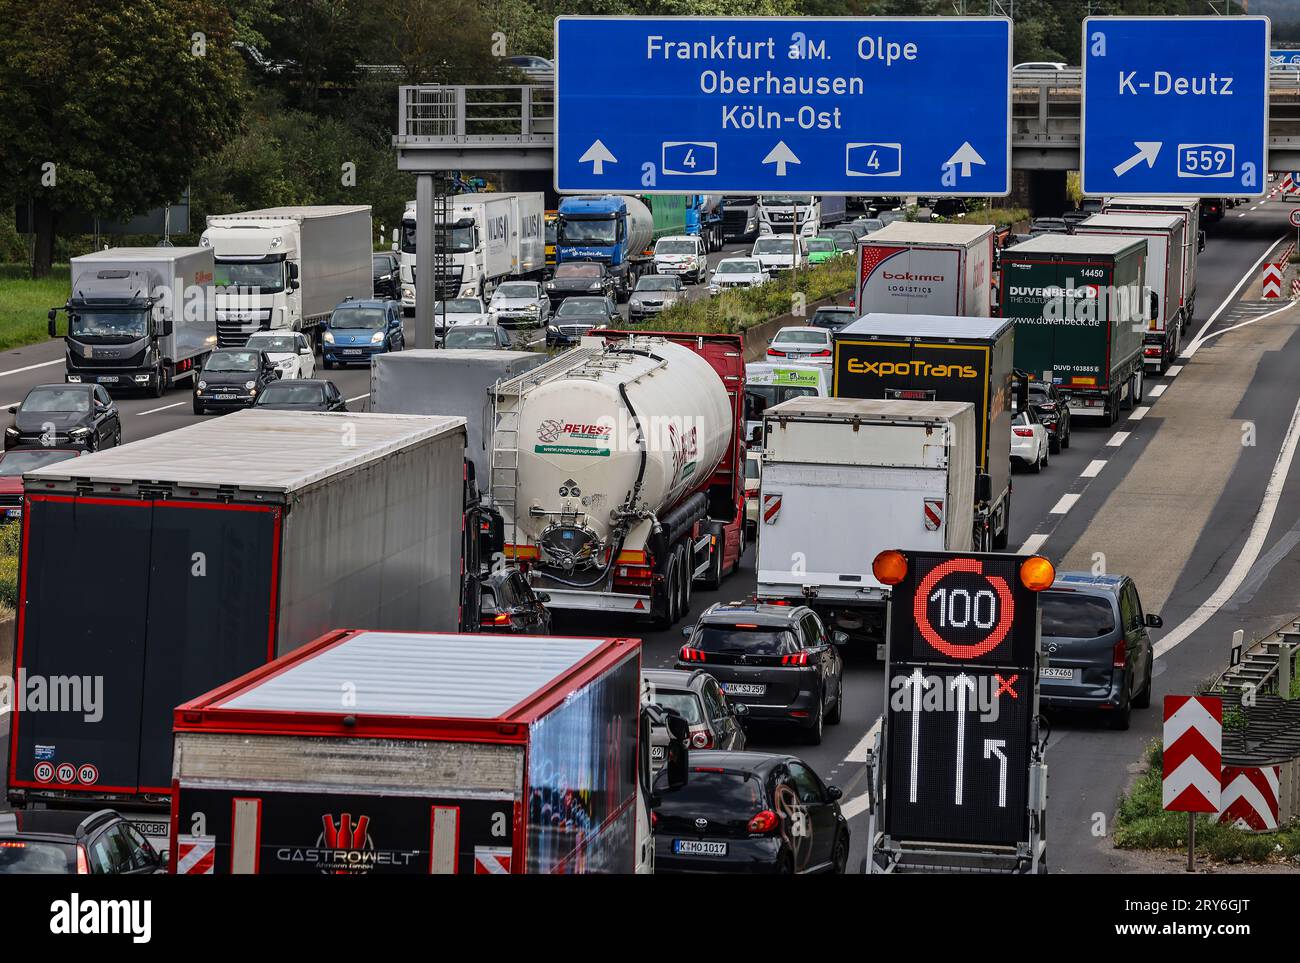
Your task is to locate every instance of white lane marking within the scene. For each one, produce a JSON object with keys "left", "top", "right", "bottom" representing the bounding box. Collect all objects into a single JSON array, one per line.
[
  {"left": 1182, "top": 234, "right": 1289, "bottom": 360},
  {"left": 845, "top": 715, "right": 882, "bottom": 763},
  {"left": 1081, "top": 459, "right": 1107, "bottom": 478},
  {"left": 1106, "top": 431, "right": 1130, "bottom": 447},
  {"left": 0, "top": 359, "right": 62, "bottom": 378},
  {"left": 1251, "top": 205, "right": 1260, "bottom": 211},
  {"left": 138, "top": 401, "right": 184, "bottom": 416},
  {"left": 1049, "top": 493, "right": 1079, "bottom": 515},
  {"left": 1165, "top": 365, "right": 1183, "bottom": 377},
  {"left": 1187, "top": 302, "right": 1295, "bottom": 349},
  {"left": 1237, "top": 212, "right": 1248, "bottom": 217},
  {"left": 346, "top": 393, "right": 370, "bottom": 403},
  {"left": 1129, "top": 405, "right": 1151, "bottom": 421},
  {"left": 1149, "top": 384, "right": 1167, "bottom": 398},
  {"left": 1019, "top": 533, "right": 1049, "bottom": 555},
  {"left": 841, "top": 791, "right": 872, "bottom": 821},
  {"left": 1155, "top": 391, "right": 1300, "bottom": 659}
]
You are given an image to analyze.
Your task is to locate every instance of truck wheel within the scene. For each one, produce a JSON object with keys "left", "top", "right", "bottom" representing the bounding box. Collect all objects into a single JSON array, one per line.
[
  {"left": 151, "top": 367, "right": 166, "bottom": 398},
  {"left": 677, "top": 544, "right": 692, "bottom": 616},
  {"left": 1132, "top": 368, "right": 1143, "bottom": 405}
]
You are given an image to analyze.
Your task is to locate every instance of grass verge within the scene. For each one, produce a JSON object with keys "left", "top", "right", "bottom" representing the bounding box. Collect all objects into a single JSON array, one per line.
[
  {"left": 0, "top": 264, "right": 67, "bottom": 352},
  {"left": 0, "top": 517, "right": 20, "bottom": 610}
]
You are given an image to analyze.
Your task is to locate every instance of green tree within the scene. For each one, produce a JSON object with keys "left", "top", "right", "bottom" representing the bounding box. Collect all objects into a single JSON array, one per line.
[{"left": 0, "top": 0, "right": 247, "bottom": 277}]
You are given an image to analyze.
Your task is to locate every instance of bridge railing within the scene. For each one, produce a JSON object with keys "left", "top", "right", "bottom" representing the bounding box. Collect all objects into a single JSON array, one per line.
[{"left": 397, "top": 85, "right": 554, "bottom": 143}]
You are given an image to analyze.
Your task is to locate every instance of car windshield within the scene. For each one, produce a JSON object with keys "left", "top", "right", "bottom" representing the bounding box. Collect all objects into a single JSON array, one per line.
[
  {"left": 555, "top": 264, "right": 602, "bottom": 278},
  {"left": 810, "top": 310, "right": 853, "bottom": 328},
  {"left": 807, "top": 239, "right": 835, "bottom": 252},
  {"left": 656, "top": 240, "right": 696, "bottom": 254},
  {"left": 1041, "top": 592, "right": 1117, "bottom": 638},
  {"left": 545, "top": 219, "right": 557, "bottom": 244},
  {"left": 558, "top": 218, "right": 617, "bottom": 245},
  {"left": 372, "top": 256, "right": 390, "bottom": 271},
  {"left": 0, "top": 840, "right": 75, "bottom": 874},
  {"left": 256, "top": 383, "right": 326, "bottom": 406},
  {"left": 1013, "top": 411, "right": 1035, "bottom": 426},
  {"left": 494, "top": 283, "right": 538, "bottom": 299},
  {"left": 636, "top": 277, "right": 677, "bottom": 291},
  {"left": 752, "top": 239, "right": 792, "bottom": 255},
  {"left": 245, "top": 335, "right": 297, "bottom": 353},
  {"left": 1029, "top": 384, "right": 1051, "bottom": 400},
  {"left": 399, "top": 223, "right": 474, "bottom": 254},
  {"left": 723, "top": 196, "right": 755, "bottom": 207},
  {"left": 22, "top": 388, "right": 90, "bottom": 414},
  {"left": 556, "top": 301, "right": 606, "bottom": 318},
  {"left": 0, "top": 450, "right": 80, "bottom": 475},
  {"left": 213, "top": 260, "right": 285, "bottom": 293},
  {"left": 68, "top": 309, "right": 149, "bottom": 339},
  {"left": 445, "top": 329, "right": 500, "bottom": 348},
  {"left": 824, "top": 232, "right": 856, "bottom": 248},
  {"left": 692, "top": 625, "right": 798, "bottom": 657},
  {"left": 435, "top": 299, "right": 483, "bottom": 314},
  {"left": 774, "top": 330, "right": 827, "bottom": 346},
  {"left": 205, "top": 350, "right": 261, "bottom": 373},
  {"left": 652, "top": 769, "right": 764, "bottom": 819},
  {"left": 861, "top": 219, "right": 884, "bottom": 231},
  {"left": 718, "top": 261, "right": 760, "bottom": 274},
  {"left": 651, "top": 690, "right": 703, "bottom": 725},
  {"left": 760, "top": 194, "right": 812, "bottom": 206},
  {"left": 331, "top": 307, "right": 386, "bottom": 330}
]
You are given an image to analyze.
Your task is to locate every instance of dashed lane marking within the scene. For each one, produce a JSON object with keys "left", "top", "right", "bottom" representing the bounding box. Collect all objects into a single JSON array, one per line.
[
  {"left": 1049, "top": 493, "right": 1080, "bottom": 515},
  {"left": 1081, "top": 459, "right": 1107, "bottom": 478},
  {"left": 1129, "top": 406, "right": 1150, "bottom": 421},
  {"left": 1149, "top": 384, "right": 1167, "bottom": 398},
  {"left": 1019, "top": 533, "right": 1049, "bottom": 555},
  {"left": 1106, "top": 431, "right": 1130, "bottom": 447},
  {"left": 1165, "top": 365, "right": 1183, "bottom": 377},
  {"left": 138, "top": 402, "right": 185, "bottom": 415},
  {"left": 0, "top": 359, "right": 62, "bottom": 378}
]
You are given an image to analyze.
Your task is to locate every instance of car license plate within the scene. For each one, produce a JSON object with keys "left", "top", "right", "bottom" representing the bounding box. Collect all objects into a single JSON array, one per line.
[
  {"left": 673, "top": 840, "right": 727, "bottom": 856},
  {"left": 721, "top": 683, "right": 766, "bottom": 697},
  {"left": 1039, "top": 667, "right": 1075, "bottom": 680},
  {"left": 651, "top": 746, "right": 665, "bottom": 761},
  {"left": 786, "top": 352, "right": 805, "bottom": 360},
  {"left": 97, "top": 375, "right": 118, "bottom": 383},
  {"left": 343, "top": 349, "right": 362, "bottom": 355},
  {"left": 213, "top": 394, "right": 236, "bottom": 401},
  {"left": 5, "top": 508, "right": 21, "bottom": 520}
]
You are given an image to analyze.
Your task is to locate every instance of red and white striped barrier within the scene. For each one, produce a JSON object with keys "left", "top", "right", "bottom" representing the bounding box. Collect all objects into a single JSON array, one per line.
[
  {"left": 1217, "top": 765, "right": 1281, "bottom": 832},
  {"left": 1292, "top": 278, "right": 1300, "bottom": 301},
  {"left": 1262, "top": 263, "right": 1284, "bottom": 299},
  {"left": 1163, "top": 695, "right": 1222, "bottom": 813}
]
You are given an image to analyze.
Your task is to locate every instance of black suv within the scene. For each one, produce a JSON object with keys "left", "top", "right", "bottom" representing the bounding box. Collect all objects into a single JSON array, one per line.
[
  {"left": 0, "top": 809, "right": 165, "bottom": 874},
  {"left": 479, "top": 569, "right": 552, "bottom": 634},
  {"left": 1028, "top": 380, "right": 1071, "bottom": 453},
  {"left": 6, "top": 383, "right": 121, "bottom": 451},
  {"left": 679, "top": 602, "right": 845, "bottom": 745}
]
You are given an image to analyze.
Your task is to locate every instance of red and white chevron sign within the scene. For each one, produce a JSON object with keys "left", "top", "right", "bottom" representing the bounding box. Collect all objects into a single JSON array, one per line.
[
  {"left": 1217, "top": 765, "right": 1281, "bottom": 831},
  {"left": 1162, "top": 695, "right": 1222, "bottom": 813},
  {"left": 762, "top": 492, "right": 782, "bottom": 525},
  {"left": 1262, "top": 263, "right": 1284, "bottom": 300}
]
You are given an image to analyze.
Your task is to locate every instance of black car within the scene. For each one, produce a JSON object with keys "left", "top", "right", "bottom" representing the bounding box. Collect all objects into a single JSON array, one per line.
[
  {"left": 0, "top": 809, "right": 164, "bottom": 875},
  {"left": 652, "top": 750, "right": 849, "bottom": 874},
  {"left": 545, "top": 262, "right": 616, "bottom": 306},
  {"left": 479, "top": 569, "right": 552, "bottom": 634},
  {"left": 253, "top": 379, "right": 348, "bottom": 412},
  {"left": 821, "top": 228, "right": 858, "bottom": 253},
  {"left": 1030, "top": 217, "right": 1071, "bottom": 235},
  {"left": 1028, "top": 380, "right": 1071, "bottom": 453},
  {"left": 547, "top": 296, "right": 619, "bottom": 348},
  {"left": 679, "top": 602, "right": 845, "bottom": 744},
  {"left": 194, "top": 348, "right": 279, "bottom": 414},
  {"left": 808, "top": 305, "right": 857, "bottom": 332},
  {"left": 443, "top": 325, "right": 512, "bottom": 350},
  {"left": 1039, "top": 573, "right": 1162, "bottom": 730},
  {"left": 372, "top": 252, "right": 401, "bottom": 300},
  {"left": 5, "top": 383, "right": 121, "bottom": 451},
  {"left": 643, "top": 668, "right": 747, "bottom": 757}
]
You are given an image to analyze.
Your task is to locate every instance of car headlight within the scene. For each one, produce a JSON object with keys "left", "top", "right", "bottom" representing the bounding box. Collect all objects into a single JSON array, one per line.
[
  {"left": 197, "top": 380, "right": 207, "bottom": 390},
  {"left": 401, "top": 285, "right": 414, "bottom": 299},
  {"left": 588, "top": 281, "right": 602, "bottom": 290},
  {"left": 370, "top": 330, "right": 385, "bottom": 344},
  {"left": 525, "top": 304, "right": 539, "bottom": 314},
  {"left": 545, "top": 282, "right": 555, "bottom": 290},
  {"left": 244, "top": 381, "right": 256, "bottom": 390},
  {"left": 323, "top": 330, "right": 335, "bottom": 343},
  {"left": 68, "top": 427, "right": 91, "bottom": 438},
  {"left": 5, "top": 428, "right": 18, "bottom": 439},
  {"left": 709, "top": 285, "right": 719, "bottom": 295}
]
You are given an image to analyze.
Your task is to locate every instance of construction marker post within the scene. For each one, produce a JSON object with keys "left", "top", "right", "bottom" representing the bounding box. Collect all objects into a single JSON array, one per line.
[{"left": 1162, "top": 695, "right": 1222, "bottom": 873}]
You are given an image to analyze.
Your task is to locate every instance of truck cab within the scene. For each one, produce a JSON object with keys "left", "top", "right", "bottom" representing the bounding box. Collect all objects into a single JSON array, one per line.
[
  {"left": 201, "top": 221, "right": 302, "bottom": 347},
  {"left": 556, "top": 195, "right": 638, "bottom": 298}
]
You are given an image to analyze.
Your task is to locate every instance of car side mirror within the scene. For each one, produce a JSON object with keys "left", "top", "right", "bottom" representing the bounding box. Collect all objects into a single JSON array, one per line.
[
  {"left": 1145, "top": 613, "right": 1163, "bottom": 628},
  {"left": 732, "top": 702, "right": 749, "bottom": 717},
  {"left": 831, "top": 630, "right": 849, "bottom": 645},
  {"left": 289, "top": 278, "right": 301, "bottom": 291},
  {"left": 827, "top": 785, "right": 843, "bottom": 801},
  {"left": 7, "top": 406, "right": 15, "bottom": 415},
  {"left": 534, "top": 591, "right": 551, "bottom": 603},
  {"left": 48, "top": 317, "right": 57, "bottom": 338},
  {"left": 680, "top": 627, "right": 693, "bottom": 639}
]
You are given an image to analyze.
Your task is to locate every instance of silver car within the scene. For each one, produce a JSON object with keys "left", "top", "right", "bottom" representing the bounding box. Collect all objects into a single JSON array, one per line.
[
  {"left": 709, "top": 257, "right": 768, "bottom": 294},
  {"left": 628, "top": 275, "right": 685, "bottom": 321},
  {"left": 488, "top": 280, "right": 550, "bottom": 329}
]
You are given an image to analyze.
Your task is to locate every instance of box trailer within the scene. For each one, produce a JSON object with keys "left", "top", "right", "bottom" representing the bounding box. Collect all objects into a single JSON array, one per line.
[
  {"left": 1102, "top": 196, "right": 1202, "bottom": 326},
  {"left": 170, "top": 629, "right": 657, "bottom": 874},
  {"left": 832, "top": 314, "right": 1014, "bottom": 551},
  {"left": 6, "top": 410, "right": 469, "bottom": 833},
  {"left": 998, "top": 233, "right": 1149, "bottom": 422},
  {"left": 855, "top": 222, "right": 995, "bottom": 317},
  {"left": 371, "top": 349, "right": 548, "bottom": 486},
  {"left": 756, "top": 398, "right": 976, "bottom": 657},
  {"left": 1075, "top": 213, "right": 1186, "bottom": 372}
]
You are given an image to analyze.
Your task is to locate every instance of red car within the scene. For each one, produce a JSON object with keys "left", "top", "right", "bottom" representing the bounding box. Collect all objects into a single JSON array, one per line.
[{"left": 0, "top": 448, "right": 82, "bottom": 522}]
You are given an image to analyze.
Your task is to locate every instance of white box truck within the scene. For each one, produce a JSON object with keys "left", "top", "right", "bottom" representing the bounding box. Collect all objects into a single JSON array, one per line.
[
  {"left": 1075, "top": 212, "right": 1186, "bottom": 373},
  {"left": 201, "top": 205, "right": 373, "bottom": 347},
  {"left": 855, "top": 222, "right": 994, "bottom": 317},
  {"left": 49, "top": 247, "right": 216, "bottom": 396},
  {"left": 1102, "top": 195, "right": 1203, "bottom": 325},
  {"left": 757, "top": 193, "right": 847, "bottom": 237},
  {"left": 756, "top": 397, "right": 976, "bottom": 658},
  {"left": 399, "top": 192, "right": 546, "bottom": 311}
]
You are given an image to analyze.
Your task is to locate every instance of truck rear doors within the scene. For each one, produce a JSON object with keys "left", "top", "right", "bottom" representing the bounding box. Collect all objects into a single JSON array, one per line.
[
  {"left": 858, "top": 244, "right": 963, "bottom": 315},
  {"left": 1002, "top": 258, "right": 1112, "bottom": 389}
]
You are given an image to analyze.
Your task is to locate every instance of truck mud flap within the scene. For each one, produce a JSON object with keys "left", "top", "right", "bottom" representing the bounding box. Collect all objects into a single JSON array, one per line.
[{"left": 540, "top": 588, "right": 652, "bottom": 613}]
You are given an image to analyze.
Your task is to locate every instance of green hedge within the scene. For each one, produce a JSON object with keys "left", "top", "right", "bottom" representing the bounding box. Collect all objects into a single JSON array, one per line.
[
  {"left": 0, "top": 516, "right": 20, "bottom": 610},
  {"left": 950, "top": 207, "right": 1031, "bottom": 228}
]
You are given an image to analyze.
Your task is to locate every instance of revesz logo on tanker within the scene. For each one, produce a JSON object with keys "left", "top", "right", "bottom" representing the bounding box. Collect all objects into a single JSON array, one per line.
[{"left": 846, "top": 359, "right": 978, "bottom": 379}]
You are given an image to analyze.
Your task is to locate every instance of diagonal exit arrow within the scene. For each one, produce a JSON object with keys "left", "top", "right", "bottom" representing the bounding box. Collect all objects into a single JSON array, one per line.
[
  {"left": 1113, "top": 141, "right": 1162, "bottom": 178},
  {"left": 761, "top": 141, "right": 800, "bottom": 176},
  {"left": 579, "top": 139, "right": 617, "bottom": 175}
]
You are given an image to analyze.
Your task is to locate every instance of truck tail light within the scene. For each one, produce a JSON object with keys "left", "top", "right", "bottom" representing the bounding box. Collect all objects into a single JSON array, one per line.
[
  {"left": 781, "top": 652, "right": 810, "bottom": 666},
  {"left": 690, "top": 730, "right": 711, "bottom": 749},
  {"left": 748, "top": 810, "right": 779, "bottom": 834},
  {"left": 1113, "top": 637, "right": 1127, "bottom": 667},
  {"left": 680, "top": 646, "right": 707, "bottom": 662},
  {"left": 481, "top": 613, "right": 511, "bottom": 626},
  {"left": 1012, "top": 427, "right": 1034, "bottom": 437},
  {"left": 76, "top": 844, "right": 90, "bottom": 875},
  {"left": 1144, "top": 346, "right": 1161, "bottom": 357}
]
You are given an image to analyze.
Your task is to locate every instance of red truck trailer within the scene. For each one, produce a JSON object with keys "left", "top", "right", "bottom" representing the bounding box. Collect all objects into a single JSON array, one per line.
[{"left": 169, "top": 629, "right": 673, "bottom": 874}]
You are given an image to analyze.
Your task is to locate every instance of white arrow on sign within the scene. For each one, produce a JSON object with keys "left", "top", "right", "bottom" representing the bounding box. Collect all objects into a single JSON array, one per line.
[
  {"left": 984, "top": 739, "right": 1008, "bottom": 808},
  {"left": 949, "top": 673, "right": 976, "bottom": 805},
  {"left": 943, "top": 142, "right": 986, "bottom": 177},
  {"left": 1113, "top": 141, "right": 1162, "bottom": 178},
  {"left": 762, "top": 141, "right": 801, "bottom": 176},
  {"left": 579, "top": 139, "right": 617, "bottom": 175}
]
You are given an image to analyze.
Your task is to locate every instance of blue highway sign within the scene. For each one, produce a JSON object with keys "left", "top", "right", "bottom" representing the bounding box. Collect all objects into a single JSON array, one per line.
[
  {"left": 555, "top": 17, "right": 1011, "bottom": 195},
  {"left": 1081, "top": 16, "right": 1269, "bottom": 197}
]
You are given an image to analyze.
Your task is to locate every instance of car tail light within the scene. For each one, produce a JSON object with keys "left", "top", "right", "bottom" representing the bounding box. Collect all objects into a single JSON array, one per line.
[
  {"left": 748, "top": 810, "right": 779, "bottom": 834},
  {"left": 76, "top": 844, "right": 90, "bottom": 875},
  {"left": 680, "top": 646, "right": 707, "bottom": 662},
  {"left": 1144, "top": 346, "right": 1161, "bottom": 357},
  {"left": 1012, "top": 427, "right": 1034, "bottom": 437},
  {"left": 767, "top": 348, "right": 787, "bottom": 357},
  {"left": 651, "top": 811, "right": 659, "bottom": 828},
  {"left": 481, "top": 612, "right": 511, "bottom": 626},
  {"left": 1113, "top": 637, "right": 1127, "bottom": 667},
  {"left": 781, "top": 651, "right": 810, "bottom": 666},
  {"left": 690, "top": 730, "right": 711, "bottom": 749},
  {"left": 810, "top": 349, "right": 831, "bottom": 358}
]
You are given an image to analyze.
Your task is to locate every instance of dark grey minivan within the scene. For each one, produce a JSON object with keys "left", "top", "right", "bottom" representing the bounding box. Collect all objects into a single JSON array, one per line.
[{"left": 1038, "top": 573, "right": 1162, "bottom": 730}]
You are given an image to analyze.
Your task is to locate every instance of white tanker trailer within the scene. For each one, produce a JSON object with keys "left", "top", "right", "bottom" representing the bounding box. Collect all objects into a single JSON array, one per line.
[{"left": 490, "top": 332, "right": 747, "bottom": 626}]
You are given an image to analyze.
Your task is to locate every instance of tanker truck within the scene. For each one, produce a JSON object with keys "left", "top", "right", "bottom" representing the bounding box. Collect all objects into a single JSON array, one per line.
[
  {"left": 489, "top": 331, "right": 746, "bottom": 627},
  {"left": 556, "top": 195, "right": 689, "bottom": 300}
]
